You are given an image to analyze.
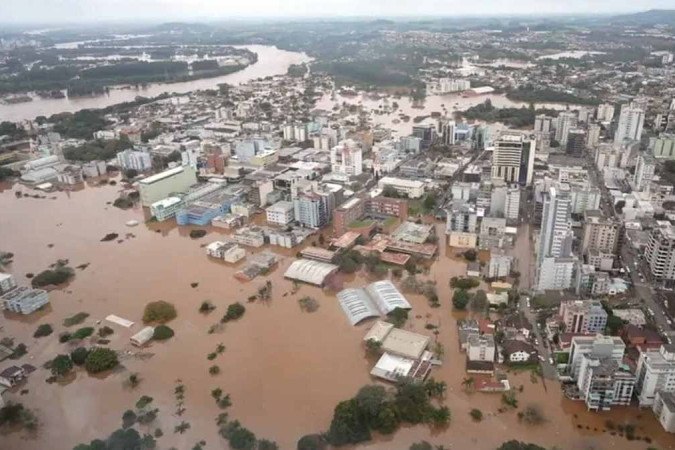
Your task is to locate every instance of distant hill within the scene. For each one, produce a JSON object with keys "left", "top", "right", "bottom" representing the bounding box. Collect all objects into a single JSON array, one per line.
[{"left": 611, "top": 9, "right": 675, "bottom": 25}]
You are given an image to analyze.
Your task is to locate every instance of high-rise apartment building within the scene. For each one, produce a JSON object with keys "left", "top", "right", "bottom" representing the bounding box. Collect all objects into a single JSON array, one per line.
[
  {"left": 537, "top": 184, "right": 576, "bottom": 290},
  {"left": 581, "top": 210, "right": 621, "bottom": 255},
  {"left": 566, "top": 128, "right": 586, "bottom": 155},
  {"left": 596, "top": 103, "right": 615, "bottom": 123},
  {"left": 534, "top": 114, "right": 553, "bottom": 134},
  {"left": 577, "top": 356, "right": 635, "bottom": 411},
  {"left": 438, "top": 119, "right": 456, "bottom": 146},
  {"left": 330, "top": 139, "right": 363, "bottom": 177},
  {"left": 645, "top": 221, "right": 675, "bottom": 281},
  {"left": 555, "top": 111, "right": 577, "bottom": 146},
  {"left": 635, "top": 345, "right": 675, "bottom": 406},
  {"left": 587, "top": 123, "right": 601, "bottom": 148},
  {"left": 634, "top": 153, "right": 656, "bottom": 192},
  {"left": 615, "top": 104, "right": 645, "bottom": 143},
  {"left": 568, "top": 335, "right": 626, "bottom": 380},
  {"left": 491, "top": 132, "right": 535, "bottom": 186}
]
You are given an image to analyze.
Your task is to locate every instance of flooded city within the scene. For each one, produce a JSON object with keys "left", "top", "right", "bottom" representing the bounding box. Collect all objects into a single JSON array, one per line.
[{"left": 0, "top": 179, "right": 673, "bottom": 450}]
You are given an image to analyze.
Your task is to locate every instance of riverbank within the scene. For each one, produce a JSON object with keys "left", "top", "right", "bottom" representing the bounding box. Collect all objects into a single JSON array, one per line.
[{"left": 0, "top": 45, "right": 312, "bottom": 122}]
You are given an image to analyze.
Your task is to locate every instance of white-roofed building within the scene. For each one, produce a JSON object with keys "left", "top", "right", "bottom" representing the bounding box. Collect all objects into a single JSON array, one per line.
[
  {"left": 338, "top": 288, "right": 381, "bottom": 325},
  {"left": 365, "top": 280, "right": 412, "bottom": 315},
  {"left": 284, "top": 259, "right": 339, "bottom": 286}
]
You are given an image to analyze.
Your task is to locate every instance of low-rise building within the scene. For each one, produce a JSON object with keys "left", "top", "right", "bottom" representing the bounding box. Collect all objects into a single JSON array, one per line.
[
  {"left": 0, "top": 273, "right": 17, "bottom": 295},
  {"left": 559, "top": 300, "right": 608, "bottom": 334},
  {"left": 378, "top": 177, "right": 425, "bottom": 199},
  {"left": 502, "top": 339, "right": 538, "bottom": 363},
  {"left": 206, "top": 241, "right": 246, "bottom": 263},
  {"left": 139, "top": 165, "right": 198, "bottom": 207},
  {"left": 635, "top": 344, "right": 675, "bottom": 406},
  {"left": 1, "top": 287, "right": 49, "bottom": 314},
  {"left": 653, "top": 391, "right": 675, "bottom": 433},
  {"left": 266, "top": 201, "right": 295, "bottom": 226},
  {"left": 467, "top": 334, "right": 495, "bottom": 362}
]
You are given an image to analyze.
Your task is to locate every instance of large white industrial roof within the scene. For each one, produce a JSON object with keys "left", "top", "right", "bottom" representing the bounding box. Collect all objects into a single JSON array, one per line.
[
  {"left": 284, "top": 259, "right": 338, "bottom": 286},
  {"left": 366, "top": 280, "right": 411, "bottom": 315},
  {"left": 337, "top": 288, "right": 381, "bottom": 326}
]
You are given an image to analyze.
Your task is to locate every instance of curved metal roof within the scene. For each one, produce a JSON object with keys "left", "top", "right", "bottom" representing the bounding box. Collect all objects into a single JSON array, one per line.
[
  {"left": 337, "top": 288, "right": 381, "bottom": 326},
  {"left": 366, "top": 280, "right": 411, "bottom": 315},
  {"left": 284, "top": 259, "right": 338, "bottom": 286}
]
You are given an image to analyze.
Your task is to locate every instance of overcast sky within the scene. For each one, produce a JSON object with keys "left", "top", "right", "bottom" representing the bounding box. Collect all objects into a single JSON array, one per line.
[{"left": 1, "top": 0, "right": 674, "bottom": 24}]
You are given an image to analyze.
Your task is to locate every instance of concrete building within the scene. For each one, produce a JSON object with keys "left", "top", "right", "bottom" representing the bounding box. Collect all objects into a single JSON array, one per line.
[
  {"left": 634, "top": 153, "right": 656, "bottom": 192},
  {"left": 294, "top": 188, "right": 334, "bottom": 228},
  {"left": 577, "top": 356, "right": 635, "bottom": 411},
  {"left": 653, "top": 391, "right": 675, "bottom": 432},
  {"left": 615, "top": 104, "right": 645, "bottom": 144},
  {"left": 559, "top": 300, "right": 608, "bottom": 334},
  {"left": 587, "top": 123, "right": 601, "bottom": 148},
  {"left": 235, "top": 139, "right": 271, "bottom": 163},
  {"left": 138, "top": 166, "right": 198, "bottom": 207},
  {"left": 330, "top": 139, "right": 363, "bottom": 177},
  {"left": 597, "top": 103, "right": 615, "bottom": 123},
  {"left": 205, "top": 241, "right": 246, "bottom": 263},
  {"left": 378, "top": 177, "right": 425, "bottom": 199},
  {"left": 537, "top": 184, "right": 575, "bottom": 290},
  {"left": 555, "top": 111, "right": 577, "bottom": 146},
  {"left": 534, "top": 114, "right": 553, "bottom": 134},
  {"left": 411, "top": 124, "right": 436, "bottom": 150},
  {"left": 488, "top": 252, "right": 513, "bottom": 278},
  {"left": 491, "top": 132, "right": 535, "bottom": 186},
  {"left": 446, "top": 200, "right": 477, "bottom": 235},
  {"left": 636, "top": 345, "right": 675, "bottom": 406},
  {"left": 581, "top": 210, "right": 621, "bottom": 255},
  {"left": 479, "top": 216, "right": 507, "bottom": 250},
  {"left": 566, "top": 128, "right": 586, "bottom": 156},
  {"left": 81, "top": 160, "right": 107, "bottom": 178},
  {"left": 116, "top": 149, "right": 152, "bottom": 172},
  {"left": 645, "top": 221, "right": 675, "bottom": 281},
  {"left": 467, "top": 334, "right": 496, "bottom": 362},
  {"left": 653, "top": 134, "right": 675, "bottom": 160},
  {"left": 1, "top": 287, "right": 49, "bottom": 314},
  {"left": 439, "top": 119, "right": 456, "bottom": 145},
  {"left": 0, "top": 273, "right": 17, "bottom": 295},
  {"left": 266, "top": 201, "right": 295, "bottom": 226},
  {"left": 150, "top": 197, "right": 183, "bottom": 222},
  {"left": 569, "top": 335, "right": 626, "bottom": 380}
]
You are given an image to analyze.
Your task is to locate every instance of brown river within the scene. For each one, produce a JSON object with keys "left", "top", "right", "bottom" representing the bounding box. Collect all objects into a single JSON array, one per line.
[{"left": 0, "top": 179, "right": 673, "bottom": 450}]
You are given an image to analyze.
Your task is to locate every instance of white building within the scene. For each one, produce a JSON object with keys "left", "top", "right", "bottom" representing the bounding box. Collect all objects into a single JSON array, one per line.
[
  {"left": 266, "top": 201, "right": 295, "bottom": 226},
  {"left": 205, "top": 241, "right": 246, "bottom": 263},
  {"left": 653, "top": 391, "right": 675, "bottom": 433},
  {"left": 555, "top": 111, "right": 577, "bottom": 146},
  {"left": 0, "top": 273, "right": 17, "bottom": 295},
  {"left": 378, "top": 177, "right": 425, "bottom": 199},
  {"left": 138, "top": 166, "right": 198, "bottom": 207},
  {"left": 81, "top": 160, "right": 107, "bottom": 178},
  {"left": 576, "top": 355, "right": 635, "bottom": 411},
  {"left": 635, "top": 345, "right": 675, "bottom": 406},
  {"left": 596, "top": 103, "right": 615, "bottom": 123},
  {"left": 467, "top": 333, "right": 495, "bottom": 362},
  {"left": 634, "top": 153, "right": 656, "bottom": 192},
  {"left": 330, "top": 139, "right": 363, "bottom": 177},
  {"left": 645, "top": 221, "right": 675, "bottom": 281},
  {"left": 537, "top": 183, "right": 576, "bottom": 290},
  {"left": 568, "top": 335, "right": 626, "bottom": 380},
  {"left": 615, "top": 104, "right": 645, "bottom": 144},
  {"left": 488, "top": 253, "right": 513, "bottom": 278},
  {"left": 491, "top": 131, "right": 535, "bottom": 186},
  {"left": 116, "top": 149, "right": 152, "bottom": 172},
  {"left": 1, "top": 287, "right": 49, "bottom": 314}
]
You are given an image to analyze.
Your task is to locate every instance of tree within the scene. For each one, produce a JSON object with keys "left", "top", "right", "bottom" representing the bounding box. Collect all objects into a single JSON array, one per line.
[
  {"left": 470, "top": 408, "right": 483, "bottom": 421},
  {"left": 452, "top": 289, "right": 470, "bottom": 310},
  {"left": 355, "top": 385, "right": 388, "bottom": 421},
  {"left": 124, "top": 168, "right": 139, "bottom": 179},
  {"left": 257, "top": 439, "right": 279, "bottom": 450},
  {"left": 615, "top": 200, "right": 626, "bottom": 214},
  {"left": 462, "top": 249, "right": 477, "bottom": 262},
  {"left": 387, "top": 307, "right": 409, "bottom": 327},
  {"left": 326, "top": 399, "right": 371, "bottom": 446},
  {"left": 122, "top": 409, "right": 137, "bottom": 429},
  {"left": 496, "top": 441, "right": 547, "bottom": 450},
  {"left": 502, "top": 392, "right": 518, "bottom": 408},
  {"left": 297, "top": 434, "right": 327, "bottom": 450},
  {"left": 222, "top": 302, "right": 246, "bottom": 322},
  {"left": 410, "top": 442, "right": 433, "bottom": 450},
  {"left": 84, "top": 347, "right": 119, "bottom": 373},
  {"left": 33, "top": 324, "right": 53, "bottom": 338},
  {"left": 153, "top": 325, "right": 174, "bottom": 340},
  {"left": 519, "top": 405, "right": 545, "bottom": 425},
  {"left": 136, "top": 396, "right": 154, "bottom": 410},
  {"left": 365, "top": 339, "right": 383, "bottom": 358},
  {"left": 70, "top": 347, "right": 89, "bottom": 366},
  {"left": 470, "top": 290, "right": 489, "bottom": 313},
  {"left": 220, "top": 420, "right": 257, "bottom": 450},
  {"left": 106, "top": 428, "right": 142, "bottom": 449},
  {"left": 394, "top": 381, "right": 430, "bottom": 425},
  {"left": 372, "top": 402, "right": 400, "bottom": 434},
  {"left": 606, "top": 315, "right": 625, "bottom": 335},
  {"left": 428, "top": 406, "right": 450, "bottom": 427},
  {"left": 50, "top": 354, "right": 73, "bottom": 378},
  {"left": 143, "top": 301, "right": 177, "bottom": 324},
  {"left": 461, "top": 377, "right": 475, "bottom": 392}
]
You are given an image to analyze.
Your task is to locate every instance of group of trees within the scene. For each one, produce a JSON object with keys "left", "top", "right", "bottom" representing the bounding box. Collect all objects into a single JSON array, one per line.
[
  {"left": 325, "top": 381, "right": 449, "bottom": 446},
  {"left": 459, "top": 99, "right": 560, "bottom": 128},
  {"left": 31, "top": 264, "right": 74, "bottom": 288},
  {"left": 51, "top": 110, "right": 109, "bottom": 139},
  {"left": 47, "top": 346, "right": 118, "bottom": 378},
  {"left": 63, "top": 137, "right": 132, "bottom": 162}
]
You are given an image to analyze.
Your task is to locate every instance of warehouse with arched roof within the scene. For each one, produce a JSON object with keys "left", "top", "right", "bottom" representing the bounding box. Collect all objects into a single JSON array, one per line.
[{"left": 337, "top": 288, "right": 381, "bottom": 325}]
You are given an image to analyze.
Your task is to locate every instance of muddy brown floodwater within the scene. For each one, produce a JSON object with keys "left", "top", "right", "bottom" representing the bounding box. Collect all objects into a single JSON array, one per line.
[{"left": 0, "top": 179, "right": 674, "bottom": 450}]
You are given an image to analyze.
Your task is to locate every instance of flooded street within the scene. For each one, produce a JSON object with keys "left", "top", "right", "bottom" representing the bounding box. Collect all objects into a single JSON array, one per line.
[
  {"left": 0, "top": 182, "right": 673, "bottom": 450},
  {"left": 0, "top": 45, "right": 312, "bottom": 122}
]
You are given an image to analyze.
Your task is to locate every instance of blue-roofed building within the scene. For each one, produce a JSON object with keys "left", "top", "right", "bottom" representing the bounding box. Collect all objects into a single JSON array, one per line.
[{"left": 176, "top": 185, "right": 247, "bottom": 226}]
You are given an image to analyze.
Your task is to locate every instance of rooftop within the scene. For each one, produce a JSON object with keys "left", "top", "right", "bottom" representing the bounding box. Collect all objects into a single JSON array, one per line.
[
  {"left": 139, "top": 166, "right": 186, "bottom": 185},
  {"left": 284, "top": 259, "right": 338, "bottom": 286},
  {"left": 381, "top": 328, "right": 431, "bottom": 360}
]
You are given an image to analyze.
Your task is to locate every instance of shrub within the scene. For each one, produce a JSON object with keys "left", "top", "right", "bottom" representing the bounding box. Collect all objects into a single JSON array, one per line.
[
  {"left": 297, "top": 434, "right": 327, "bottom": 450},
  {"left": 143, "top": 301, "right": 177, "bottom": 324},
  {"left": 450, "top": 277, "right": 480, "bottom": 289},
  {"left": 31, "top": 266, "right": 73, "bottom": 288},
  {"left": 63, "top": 312, "right": 90, "bottom": 327},
  {"left": 152, "top": 325, "right": 174, "bottom": 341},
  {"left": 50, "top": 354, "right": 73, "bottom": 378},
  {"left": 70, "top": 347, "right": 90, "bottom": 365},
  {"left": 98, "top": 326, "right": 114, "bottom": 338},
  {"left": 470, "top": 408, "right": 483, "bottom": 421},
  {"left": 298, "top": 296, "right": 319, "bottom": 313},
  {"left": 462, "top": 249, "right": 477, "bottom": 261},
  {"left": 33, "top": 324, "right": 53, "bottom": 338},
  {"left": 84, "top": 347, "right": 119, "bottom": 373},
  {"left": 209, "top": 365, "right": 220, "bottom": 375},
  {"left": 59, "top": 332, "right": 72, "bottom": 343},
  {"left": 70, "top": 327, "right": 95, "bottom": 340},
  {"left": 386, "top": 307, "right": 408, "bottom": 327},
  {"left": 519, "top": 405, "right": 545, "bottom": 425},
  {"left": 199, "top": 301, "right": 215, "bottom": 314},
  {"left": 222, "top": 302, "right": 245, "bottom": 322}
]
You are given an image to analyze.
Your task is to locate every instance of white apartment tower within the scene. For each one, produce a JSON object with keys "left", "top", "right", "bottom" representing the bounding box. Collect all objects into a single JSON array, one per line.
[
  {"left": 555, "top": 112, "right": 577, "bottom": 146},
  {"left": 634, "top": 153, "right": 656, "bottom": 192},
  {"left": 635, "top": 345, "right": 675, "bottom": 406},
  {"left": 596, "top": 103, "right": 615, "bottom": 123},
  {"left": 330, "top": 139, "right": 363, "bottom": 177},
  {"left": 615, "top": 104, "right": 645, "bottom": 144}
]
